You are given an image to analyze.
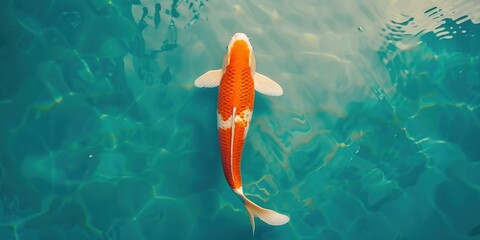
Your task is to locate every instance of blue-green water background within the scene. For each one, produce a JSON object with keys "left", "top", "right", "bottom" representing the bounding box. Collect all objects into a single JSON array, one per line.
[{"left": 1, "top": 0, "right": 480, "bottom": 239}]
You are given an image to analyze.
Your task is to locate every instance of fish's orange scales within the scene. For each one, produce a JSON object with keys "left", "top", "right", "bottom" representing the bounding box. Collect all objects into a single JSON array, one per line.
[
  {"left": 217, "top": 39, "right": 254, "bottom": 190},
  {"left": 193, "top": 33, "right": 289, "bottom": 232}
]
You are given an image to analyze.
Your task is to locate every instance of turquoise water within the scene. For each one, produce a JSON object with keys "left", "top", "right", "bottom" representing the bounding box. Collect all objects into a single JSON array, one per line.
[{"left": 1, "top": 0, "right": 480, "bottom": 239}]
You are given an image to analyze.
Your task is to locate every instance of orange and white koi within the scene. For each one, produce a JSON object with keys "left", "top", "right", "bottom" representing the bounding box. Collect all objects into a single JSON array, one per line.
[{"left": 194, "top": 33, "right": 289, "bottom": 233}]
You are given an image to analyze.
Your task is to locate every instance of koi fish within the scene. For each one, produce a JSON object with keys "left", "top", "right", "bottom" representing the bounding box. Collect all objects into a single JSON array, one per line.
[{"left": 194, "top": 33, "right": 289, "bottom": 233}]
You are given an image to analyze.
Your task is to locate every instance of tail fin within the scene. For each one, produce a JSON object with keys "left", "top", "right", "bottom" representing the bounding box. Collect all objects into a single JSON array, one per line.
[{"left": 238, "top": 192, "right": 290, "bottom": 234}]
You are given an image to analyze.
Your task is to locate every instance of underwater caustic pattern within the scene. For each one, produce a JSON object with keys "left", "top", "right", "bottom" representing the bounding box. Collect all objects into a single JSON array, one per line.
[{"left": 0, "top": 0, "right": 480, "bottom": 239}]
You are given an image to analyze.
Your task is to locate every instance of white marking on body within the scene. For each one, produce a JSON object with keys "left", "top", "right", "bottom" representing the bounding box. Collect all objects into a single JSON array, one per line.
[
  {"left": 244, "top": 125, "right": 250, "bottom": 138},
  {"left": 217, "top": 112, "right": 233, "bottom": 129},
  {"left": 239, "top": 109, "right": 252, "bottom": 138},
  {"left": 233, "top": 187, "right": 243, "bottom": 195},
  {"left": 217, "top": 108, "right": 253, "bottom": 184},
  {"left": 230, "top": 107, "right": 236, "bottom": 181},
  {"left": 217, "top": 109, "right": 253, "bottom": 130}
]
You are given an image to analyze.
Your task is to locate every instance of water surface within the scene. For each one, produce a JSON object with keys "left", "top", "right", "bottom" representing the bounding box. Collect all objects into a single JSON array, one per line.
[{"left": 1, "top": 0, "right": 479, "bottom": 239}]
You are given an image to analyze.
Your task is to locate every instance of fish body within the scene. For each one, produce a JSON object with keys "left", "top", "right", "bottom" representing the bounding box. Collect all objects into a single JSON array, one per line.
[{"left": 194, "top": 33, "right": 289, "bottom": 233}]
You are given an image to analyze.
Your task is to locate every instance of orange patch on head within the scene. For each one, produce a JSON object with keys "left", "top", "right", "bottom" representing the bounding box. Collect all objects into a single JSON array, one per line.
[{"left": 229, "top": 40, "right": 250, "bottom": 65}]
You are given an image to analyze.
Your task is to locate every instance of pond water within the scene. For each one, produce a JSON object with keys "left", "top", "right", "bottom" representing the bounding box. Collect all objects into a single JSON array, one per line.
[{"left": 1, "top": 0, "right": 479, "bottom": 239}]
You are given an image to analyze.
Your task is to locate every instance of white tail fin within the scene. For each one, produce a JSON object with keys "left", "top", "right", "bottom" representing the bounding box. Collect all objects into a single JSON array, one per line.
[{"left": 236, "top": 190, "right": 290, "bottom": 234}]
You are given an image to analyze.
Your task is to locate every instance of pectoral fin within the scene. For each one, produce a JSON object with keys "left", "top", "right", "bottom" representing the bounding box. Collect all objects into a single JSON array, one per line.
[
  {"left": 253, "top": 73, "right": 283, "bottom": 96},
  {"left": 194, "top": 69, "right": 223, "bottom": 88}
]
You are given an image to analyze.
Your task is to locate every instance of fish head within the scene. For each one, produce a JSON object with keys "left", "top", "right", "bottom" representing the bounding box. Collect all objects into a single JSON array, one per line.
[{"left": 224, "top": 33, "right": 255, "bottom": 69}]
